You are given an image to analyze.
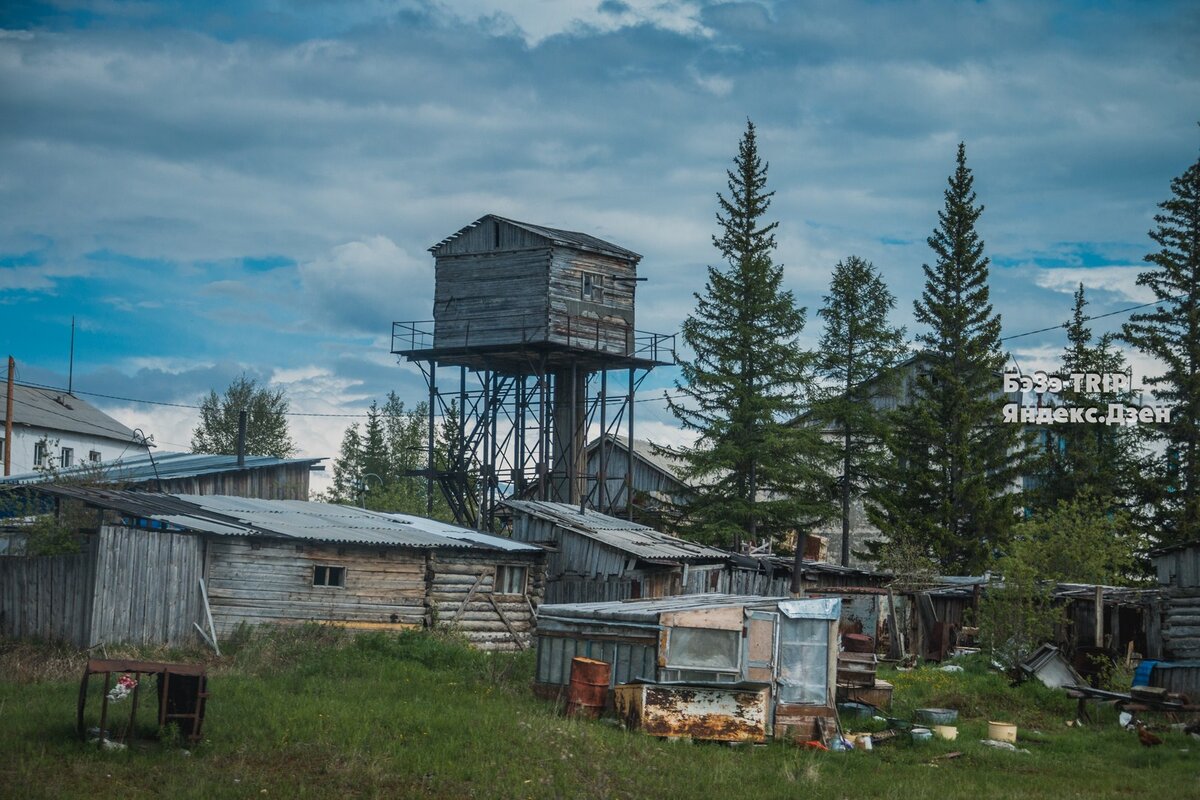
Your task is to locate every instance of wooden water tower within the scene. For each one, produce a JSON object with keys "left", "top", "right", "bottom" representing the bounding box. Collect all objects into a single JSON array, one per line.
[{"left": 393, "top": 214, "right": 674, "bottom": 530}]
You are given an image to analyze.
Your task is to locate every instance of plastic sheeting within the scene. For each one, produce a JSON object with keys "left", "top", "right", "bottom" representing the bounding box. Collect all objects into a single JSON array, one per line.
[{"left": 777, "top": 597, "right": 841, "bottom": 620}]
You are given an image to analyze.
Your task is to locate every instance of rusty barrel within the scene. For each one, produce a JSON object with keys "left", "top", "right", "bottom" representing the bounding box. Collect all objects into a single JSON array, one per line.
[
  {"left": 565, "top": 657, "right": 610, "bottom": 718},
  {"left": 842, "top": 633, "right": 874, "bottom": 654}
]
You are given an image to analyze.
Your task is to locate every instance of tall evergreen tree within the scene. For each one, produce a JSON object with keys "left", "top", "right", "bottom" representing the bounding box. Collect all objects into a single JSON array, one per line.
[
  {"left": 1120, "top": 152, "right": 1200, "bottom": 547},
  {"left": 666, "top": 119, "right": 833, "bottom": 550},
  {"left": 1033, "top": 284, "right": 1143, "bottom": 512},
  {"left": 812, "top": 256, "right": 907, "bottom": 566},
  {"left": 326, "top": 394, "right": 434, "bottom": 514},
  {"left": 870, "top": 143, "right": 1027, "bottom": 573}
]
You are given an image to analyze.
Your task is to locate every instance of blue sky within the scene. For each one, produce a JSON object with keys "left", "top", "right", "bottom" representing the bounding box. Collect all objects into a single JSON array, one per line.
[{"left": 1, "top": 0, "right": 1198, "bottom": 479}]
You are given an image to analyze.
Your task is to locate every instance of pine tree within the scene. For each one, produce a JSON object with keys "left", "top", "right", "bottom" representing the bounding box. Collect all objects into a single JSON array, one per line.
[
  {"left": 191, "top": 374, "right": 296, "bottom": 458},
  {"left": 871, "top": 143, "right": 1027, "bottom": 574},
  {"left": 666, "top": 119, "right": 833, "bottom": 550},
  {"left": 327, "top": 394, "right": 433, "bottom": 514},
  {"left": 1033, "top": 284, "right": 1144, "bottom": 512},
  {"left": 1120, "top": 152, "right": 1200, "bottom": 546},
  {"left": 812, "top": 256, "right": 907, "bottom": 566}
]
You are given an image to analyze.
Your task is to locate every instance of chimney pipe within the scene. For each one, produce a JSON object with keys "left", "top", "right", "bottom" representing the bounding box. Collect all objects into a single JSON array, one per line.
[{"left": 237, "top": 410, "right": 247, "bottom": 467}]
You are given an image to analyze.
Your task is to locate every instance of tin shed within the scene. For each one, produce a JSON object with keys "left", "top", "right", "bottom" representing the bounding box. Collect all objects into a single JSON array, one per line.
[
  {"left": 534, "top": 594, "right": 841, "bottom": 739},
  {"left": 503, "top": 499, "right": 729, "bottom": 603}
]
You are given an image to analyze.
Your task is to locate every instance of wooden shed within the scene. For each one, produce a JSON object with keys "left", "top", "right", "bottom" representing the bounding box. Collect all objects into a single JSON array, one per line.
[
  {"left": 426, "top": 215, "right": 641, "bottom": 363},
  {"left": 0, "top": 488, "right": 545, "bottom": 651},
  {"left": 502, "top": 499, "right": 729, "bottom": 603},
  {"left": 1153, "top": 541, "right": 1200, "bottom": 662},
  {"left": 534, "top": 594, "right": 841, "bottom": 740}
]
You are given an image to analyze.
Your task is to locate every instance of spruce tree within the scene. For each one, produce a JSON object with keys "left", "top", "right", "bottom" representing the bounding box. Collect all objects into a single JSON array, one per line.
[
  {"left": 812, "top": 256, "right": 907, "bottom": 566},
  {"left": 667, "top": 119, "right": 833, "bottom": 550},
  {"left": 1033, "top": 284, "right": 1143, "bottom": 512},
  {"left": 871, "top": 143, "right": 1027, "bottom": 574},
  {"left": 1120, "top": 152, "right": 1200, "bottom": 547}
]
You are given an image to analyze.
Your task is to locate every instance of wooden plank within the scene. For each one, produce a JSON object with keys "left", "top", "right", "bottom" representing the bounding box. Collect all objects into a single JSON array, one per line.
[
  {"left": 488, "top": 594, "right": 527, "bottom": 650},
  {"left": 451, "top": 573, "right": 487, "bottom": 624},
  {"left": 199, "top": 578, "right": 221, "bottom": 656}
]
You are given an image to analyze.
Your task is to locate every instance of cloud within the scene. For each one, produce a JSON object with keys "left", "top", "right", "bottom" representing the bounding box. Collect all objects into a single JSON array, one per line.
[
  {"left": 1032, "top": 266, "right": 1154, "bottom": 304},
  {"left": 298, "top": 236, "right": 432, "bottom": 335}
]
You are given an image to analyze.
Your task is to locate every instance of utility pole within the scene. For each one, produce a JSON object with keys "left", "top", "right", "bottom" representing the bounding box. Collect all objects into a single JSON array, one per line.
[{"left": 4, "top": 356, "right": 13, "bottom": 476}]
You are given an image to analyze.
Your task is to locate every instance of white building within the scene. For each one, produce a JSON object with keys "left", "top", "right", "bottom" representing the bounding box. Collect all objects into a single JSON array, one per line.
[{"left": 1, "top": 384, "right": 149, "bottom": 476}]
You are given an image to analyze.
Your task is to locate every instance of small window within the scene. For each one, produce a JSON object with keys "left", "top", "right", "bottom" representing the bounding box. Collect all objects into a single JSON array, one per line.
[
  {"left": 494, "top": 565, "right": 527, "bottom": 595},
  {"left": 313, "top": 565, "right": 346, "bottom": 588},
  {"left": 0, "top": 437, "right": 4, "bottom": 462},
  {"left": 33, "top": 441, "right": 48, "bottom": 468},
  {"left": 666, "top": 627, "right": 741, "bottom": 671},
  {"left": 60, "top": 447, "right": 74, "bottom": 468},
  {"left": 89, "top": 450, "right": 101, "bottom": 463},
  {"left": 581, "top": 272, "right": 604, "bottom": 303}
]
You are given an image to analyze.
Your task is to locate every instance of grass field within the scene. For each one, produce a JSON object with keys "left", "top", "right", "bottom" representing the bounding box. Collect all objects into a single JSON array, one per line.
[{"left": 1, "top": 626, "right": 1195, "bottom": 799}]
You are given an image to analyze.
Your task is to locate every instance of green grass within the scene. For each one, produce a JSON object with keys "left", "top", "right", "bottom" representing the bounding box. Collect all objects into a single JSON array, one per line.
[{"left": 1, "top": 630, "right": 1196, "bottom": 799}]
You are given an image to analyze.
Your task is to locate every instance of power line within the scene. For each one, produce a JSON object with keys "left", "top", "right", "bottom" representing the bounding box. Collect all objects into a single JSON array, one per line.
[{"left": 999, "top": 295, "right": 1180, "bottom": 342}]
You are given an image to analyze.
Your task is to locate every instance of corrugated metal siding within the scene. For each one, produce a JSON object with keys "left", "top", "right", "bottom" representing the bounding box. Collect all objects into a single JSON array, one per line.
[
  {"left": 0, "top": 540, "right": 95, "bottom": 646},
  {"left": 90, "top": 525, "right": 204, "bottom": 646}
]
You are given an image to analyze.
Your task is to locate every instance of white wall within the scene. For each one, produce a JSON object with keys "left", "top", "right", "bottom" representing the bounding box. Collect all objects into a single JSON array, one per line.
[{"left": 2, "top": 425, "right": 148, "bottom": 475}]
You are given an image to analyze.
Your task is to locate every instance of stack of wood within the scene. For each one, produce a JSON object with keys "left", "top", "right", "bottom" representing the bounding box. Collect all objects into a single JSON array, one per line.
[{"left": 837, "top": 633, "right": 877, "bottom": 688}]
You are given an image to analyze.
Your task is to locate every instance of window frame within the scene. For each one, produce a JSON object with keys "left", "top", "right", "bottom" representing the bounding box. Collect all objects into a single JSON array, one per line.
[
  {"left": 581, "top": 272, "right": 605, "bottom": 303},
  {"left": 312, "top": 565, "right": 347, "bottom": 588},
  {"left": 33, "top": 441, "right": 48, "bottom": 468},
  {"left": 89, "top": 450, "right": 102, "bottom": 463},
  {"left": 60, "top": 447, "right": 74, "bottom": 468},
  {"left": 664, "top": 625, "right": 743, "bottom": 673},
  {"left": 493, "top": 564, "right": 527, "bottom": 596}
]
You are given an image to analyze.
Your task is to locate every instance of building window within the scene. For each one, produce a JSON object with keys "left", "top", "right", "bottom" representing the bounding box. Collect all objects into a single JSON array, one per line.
[
  {"left": 581, "top": 272, "right": 604, "bottom": 303},
  {"left": 60, "top": 447, "right": 74, "bottom": 468},
  {"left": 0, "top": 437, "right": 4, "bottom": 463},
  {"left": 666, "top": 627, "right": 741, "bottom": 672},
  {"left": 33, "top": 441, "right": 48, "bottom": 468},
  {"left": 494, "top": 565, "right": 527, "bottom": 595},
  {"left": 313, "top": 565, "right": 346, "bottom": 587},
  {"left": 89, "top": 450, "right": 101, "bottom": 463}
]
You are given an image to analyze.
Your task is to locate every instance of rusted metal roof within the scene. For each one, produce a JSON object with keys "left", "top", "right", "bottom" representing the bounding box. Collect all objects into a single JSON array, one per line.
[
  {"left": 538, "top": 594, "right": 790, "bottom": 624},
  {"left": 32, "top": 486, "right": 540, "bottom": 553},
  {"left": 503, "top": 499, "right": 728, "bottom": 563}
]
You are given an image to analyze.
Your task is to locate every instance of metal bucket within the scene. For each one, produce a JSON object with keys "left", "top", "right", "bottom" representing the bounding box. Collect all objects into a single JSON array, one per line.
[{"left": 566, "top": 657, "right": 610, "bottom": 718}]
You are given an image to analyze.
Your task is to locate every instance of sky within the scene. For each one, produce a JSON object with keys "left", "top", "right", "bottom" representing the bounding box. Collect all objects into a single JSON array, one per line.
[{"left": 1, "top": 0, "right": 1198, "bottom": 493}]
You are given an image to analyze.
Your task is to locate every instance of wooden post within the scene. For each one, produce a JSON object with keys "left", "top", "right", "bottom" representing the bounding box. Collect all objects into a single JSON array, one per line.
[
  {"left": 1094, "top": 585, "right": 1104, "bottom": 649},
  {"left": 4, "top": 356, "right": 13, "bottom": 476}
]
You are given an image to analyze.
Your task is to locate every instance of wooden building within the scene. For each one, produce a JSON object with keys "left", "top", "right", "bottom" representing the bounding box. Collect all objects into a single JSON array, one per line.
[
  {"left": 584, "top": 435, "right": 692, "bottom": 527},
  {"left": 503, "top": 499, "right": 728, "bottom": 603},
  {"left": 534, "top": 594, "right": 842, "bottom": 741},
  {"left": 427, "top": 214, "right": 641, "bottom": 362},
  {"left": 0, "top": 488, "right": 545, "bottom": 651},
  {"left": 1, "top": 451, "right": 323, "bottom": 501}
]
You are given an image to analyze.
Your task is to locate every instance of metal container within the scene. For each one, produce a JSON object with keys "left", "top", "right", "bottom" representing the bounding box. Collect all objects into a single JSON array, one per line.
[
  {"left": 842, "top": 633, "right": 874, "bottom": 653},
  {"left": 915, "top": 707, "right": 958, "bottom": 725},
  {"left": 910, "top": 727, "right": 933, "bottom": 742},
  {"left": 613, "top": 681, "right": 771, "bottom": 743},
  {"left": 566, "top": 657, "right": 610, "bottom": 718},
  {"left": 932, "top": 724, "right": 958, "bottom": 741},
  {"left": 988, "top": 721, "right": 1017, "bottom": 743}
]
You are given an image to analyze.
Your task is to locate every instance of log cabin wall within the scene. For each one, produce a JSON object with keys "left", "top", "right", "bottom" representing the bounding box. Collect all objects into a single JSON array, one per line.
[
  {"left": 430, "top": 550, "right": 545, "bottom": 651},
  {"left": 1154, "top": 543, "right": 1200, "bottom": 660},
  {"left": 204, "top": 538, "right": 429, "bottom": 636}
]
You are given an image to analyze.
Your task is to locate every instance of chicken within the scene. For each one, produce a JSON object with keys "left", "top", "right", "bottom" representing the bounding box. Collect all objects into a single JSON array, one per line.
[{"left": 1136, "top": 722, "right": 1163, "bottom": 747}]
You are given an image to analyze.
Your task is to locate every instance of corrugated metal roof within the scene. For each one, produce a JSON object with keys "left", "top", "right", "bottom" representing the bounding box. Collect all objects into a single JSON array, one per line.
[
  {"left": 587, "top": 435, "right": 689, "bottom": 486},
  {"left": 538, "top": 594, "right": 790, "bottom": 624},
  {"left": 0, "top": 384, "right": 142, "bottom": 444},
  {"left": 0, "top": 451, "right": 324, "bottom": 486},
  {"left": 32, "top": 486, "right": 540, "bottom": 552},
  {"left": 503, "top": 499, "right": 728, "bottom": 562},
  {"left": 430, "top": 214, "right": 642, "bottom": 261}
]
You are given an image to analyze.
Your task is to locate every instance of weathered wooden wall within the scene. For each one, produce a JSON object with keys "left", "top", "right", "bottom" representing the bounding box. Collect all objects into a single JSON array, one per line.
[
  {"left": 433, "top": 249, "right": 550, "bottom": 350},
  {"left": 431, "top": 551, "right": 545, "bottom": 651},
  {"left": 547, "top": 249, "right": 635, "bottom": 355},
  {"left": 90, "top": 525, "right": 204, "bottom": 646},
  {"left": 0, "top": 541, "right": 95, "bottom": 645},
  {"left": 204, "top": 539, "right": 429, "bottom": 635},
  {"left": 155, "top": 464, "right": 312, "bottom": 500},
  {"left": 1153, "top": 545, "right": 1200, "bottom": 659}
]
